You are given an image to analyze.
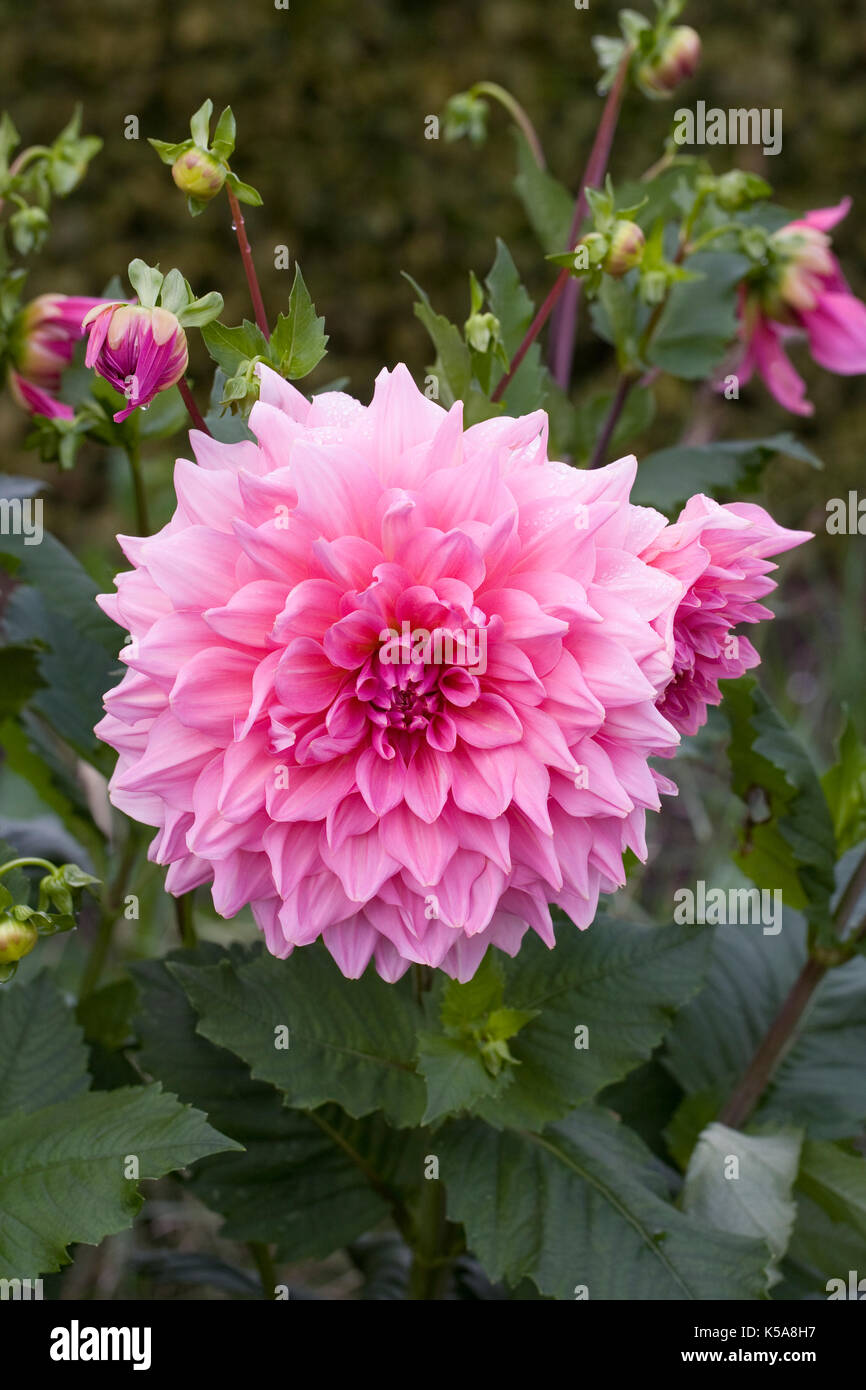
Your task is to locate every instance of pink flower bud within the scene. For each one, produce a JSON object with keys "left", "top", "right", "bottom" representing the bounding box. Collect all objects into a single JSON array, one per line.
[
  {"left": 171, "top": 147, "right": 227, "bottom": 202},
  {"left": 83, "top": 303, "right": 189, "bottom": 422},
  {"left": 639, "top": 25, "right": 701, "bottom": 95},
  {"left": 603, "top": 220, "right": 645, "bottom": 277},
  {"left": 7, "top": 293, "right": 113, "bottom": 420}
]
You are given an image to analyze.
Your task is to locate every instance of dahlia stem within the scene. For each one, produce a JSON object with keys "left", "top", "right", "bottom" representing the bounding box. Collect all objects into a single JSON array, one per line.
[
  {"left": 588, "top": 371, "right": 637, "bottom": 469},
  {"left": 548, "top": 49, "right": 632, "bottom": 389},
  {"left": 248, "top": 1241, "right": 278, "bottom": 1299},
  {"left": 79, "top": 828, "right": 141, "bottom": 999},
  {"left": 490, "top": 268, "right": 570, "bottom": 403},
  {"left": 175, "top": 890, "right": 197, "bottom": 949},
  {"left": 125, "top": 437, "right": 150, "bottom": 537},
  {"left": 178, "top": 377, "right": 211, "bottom": 436},
  {"left": 408, "top": 1178, "right": 453, "bottom": 1300},
  {"left": 718, "top": 846, "right": 866, "bottom": 1130},
  {"left": 0, "top": 856, "right": 57, "bottom": 879},
  {"left": 470, "top": 82, "right": 546, "bottom": 168},
  {"left": 226, "top": 185, "right": 270, "bottom": 338}
]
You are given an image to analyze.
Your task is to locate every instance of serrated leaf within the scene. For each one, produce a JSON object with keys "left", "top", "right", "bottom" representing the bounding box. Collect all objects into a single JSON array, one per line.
[
  {"left": 0, "top": 973, "right": 89, "bottom": 1118},
  {"left": 133, "top": 950, "right": 418, "bottom": 1259},
  {"left": 484, "top": 238, "right": 548, "bottom": 415},
  {"left": 403, "top": 274, "right": 472, "bottom": 408},
  {"left": 797, "top": 1139, "right": 866, "bottom": 1241},
  {"left": 647, "top": 251, "right": 750, "bottom": 379},
  {"left": 200, "top": 318, "right": 269, "bottom": 375},
  {"left": 169, "top": 944, "right": 425, "bottom": 1127},
  {"left": 0, "top": 1084, "right": 238, "bottom": 1278},
  {"left": 822, "top": 718, "right": 866, "bottom": 856},
  {"left": 439, "top": 1108, "right": 769, "bottom": 1300},
  {"left": 269, "top": 266, "right": 328, "bottom": 379},
  {"left": 469, "top": 915, "right": 711, "bottom": 1130},
  {"left": 512, "top": 132, "right": 574, "bottom": 255}
]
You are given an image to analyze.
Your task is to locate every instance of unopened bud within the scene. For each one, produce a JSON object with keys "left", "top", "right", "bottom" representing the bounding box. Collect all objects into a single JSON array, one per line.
[
  {"left": 464, "top": 311, "right": 500, "bottom": 354},
  {"left": 171, "top": 147, "right": 227, "bottom": 202},
  {"left": 0, "top": 915, "right": 38, "bottom": 965},
  {"left": 603, "top": 220, "right": 645, "bottom": 277},
  {"left": 714, "top": 170, "right": 772, "bottom": 212},
  {"left": 638, "top": 25, "right": 701, "bottom": 96}
]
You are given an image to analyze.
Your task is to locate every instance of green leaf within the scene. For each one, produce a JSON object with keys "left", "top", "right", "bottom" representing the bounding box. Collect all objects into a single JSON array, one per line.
[
  {"left": 797, "top": 1139, "right": 866, "bottom": 1241},
  {"left": 77, "top": 979, "right": 138, "bottom": 1053},
  {"left": 176, "top": 290, "right": 224, "bottom": 329},
  {"left": 467, "top": 915, "right": 711, "bottom": 1130},
  {"left": 0, "top": 973, "right": 89, "bottom": 1118},
  {"left": 680, "top": 1124, "right": 802, "bottom": 1283},
  {"left": 403, "top": 274, "right": 473, "bottom": 409},
  {"left": 590, "top": 275, "right": 643, "bottom": 368},
  {"left": 170, "top": 944, "right": 426, "bottom": 1127},
  {"left": 632, "top": 433, "right": 823, "bottom": 512},
  {"left": 822, "top": 717, "right": 866, "bottom": 856},
  {"left": 269, "top": 265, "right": 329, "bottom": 379},
  {"left": 127, "top": 258, "right": 163, "bottom": 309},
  {"left": 484, "top": 238, "right": 548, "bottom": 415},
  {"left": 189, "top": 99, "right": 213, "bottom": 148},
  {"left": 200, "top": 318, "right": 270, "bottom": 375},
  {"left": 0, "top": 529, "right": 118, "bottom": 653},
  {"left": 416, "top": 1033, "right": 510, "bottom": 1123},
  {"left": 647, "top": 251, "right": 750, "bottom": 379},
  {"left": 722, "top": 677, "right": 837, "bottom": 930},
  {"left": 665, "top": 918, "right": 866, "bottom": 1139},
  {"left": 225, "top": 171, "right": 263, "bottom": 206},
  {"left": 0, "top": 644, "right": 45, "bottom": 718},
  {"left": 0, "top": 1084, "right": 238, "bottom": 1278},
  {"left": 512, "top": 131, "right": 574, "bottom": 255},
  {"left": 439, "top": 1108, "right": 769, "bottom": 1299},
  {"left": 147, "top": 137, "right": 193, "bottom": 166},
  {"left": 133, "top": 950, "right": 418, "bottom": 1259},
  {"left": 211, "top": 106, "right": 236, "bottom": 160}
]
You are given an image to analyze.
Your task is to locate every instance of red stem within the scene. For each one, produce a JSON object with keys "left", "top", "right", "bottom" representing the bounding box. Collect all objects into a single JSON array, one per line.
[
  {"left": 491, "top": 52, "right": 631, "bottom": 406},
  {"left": 178, "top": 377, "right": 211, "bottom": 436},
  {"left": 226, "top": 185, "right": 270, "bottom": 337},
  {"left": 549, "top": 52, "right": 632, "bottom": 389}
]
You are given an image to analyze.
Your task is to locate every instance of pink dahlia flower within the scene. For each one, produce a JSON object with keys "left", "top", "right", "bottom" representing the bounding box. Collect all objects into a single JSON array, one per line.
[
  {"left": 734, "top": 198, "right": 866, "bottom": 416},
  {"left": 95, "top": 365, "right": 802, "bottom": 980},
  {"left": 83, "top": 303, "right": 188, "bottom": 422},
  {"left": 8, "top": 293, "right": 110, "bottom": 420},
  {"left": 642, "top": 495, "right": 810, "bottom": 736}
]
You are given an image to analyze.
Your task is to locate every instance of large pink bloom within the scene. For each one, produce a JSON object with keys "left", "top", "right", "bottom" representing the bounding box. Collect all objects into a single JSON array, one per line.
[
  {"left": 734, "top": 198, "right": 866, "bottom": 416},
  {"left": 95, "top": 365, "right": 802, "bottom": 979},
  {"left": 8, "top": 293, "right": 110, "bottom": 420},
  {"left": 642, "top": 496, "right": 810, "bottom": 736}
]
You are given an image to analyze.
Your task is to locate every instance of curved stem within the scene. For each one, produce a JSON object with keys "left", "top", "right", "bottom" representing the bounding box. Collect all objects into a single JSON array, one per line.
[
  {"left": 470, "top": 82, "right": 546, "bottom": 169},
  {"left": 125, "top": 436, "right": 150, "bottom": 537},
  {"left": 178, "top": 377, "right": 211, "bottom": 436},
  {"left": 226, "top": 186, "right": 269, "bottom": 337},
  {"left": 79, "top": 828, "right": 141, "bottom": 999},
  {"left": 0, "top": 856, "right": 57, "bottom": 879},
  {"left": 548, "top": 49, "right": 632, "bottom": 389}
]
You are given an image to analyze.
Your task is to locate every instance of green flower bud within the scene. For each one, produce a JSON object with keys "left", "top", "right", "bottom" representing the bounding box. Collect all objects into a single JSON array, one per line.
[
  {"left": 0, "top": 915, "right": 38, "bottom": 965},
  {"left": 464, "top": 310, "right": 500, "bottom": 354},
  {"left": 575, "top": 232, "right": 609, "bottom": 271},
  {"left": 714, "top": 170, "right": 772, "bottom": 212},
  {"left": 9, "top": 205, "right": 51, "bottom": 256},
  {"left": 171, "top": 147, "right": 227, "bottom": 202},
  {"left": 603, "top": 220, "right": 645, "bottom": 277}
]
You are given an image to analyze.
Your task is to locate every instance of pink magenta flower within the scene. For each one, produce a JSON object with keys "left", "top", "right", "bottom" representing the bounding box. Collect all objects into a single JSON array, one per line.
[
  {"left": 8, "top": 293, "right": 110, "bottom": 419},
  {"left": 642, "top": 495, "right": 810, "bottom": 736},
  {"left": 95, "top": 365, "right": 803, "bottom": 980},
  {"left": 734, "top": 198, "right": 866, "bottom": 416},
  {"left": 83, "top": 303, "right": 188, "bottom": 422}
]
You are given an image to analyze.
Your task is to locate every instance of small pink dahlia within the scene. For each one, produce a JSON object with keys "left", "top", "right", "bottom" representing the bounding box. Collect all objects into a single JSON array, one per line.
[
  {"left": 95, "top": 365, "right": 804, "bottom": 980},
  {"left": 642, "top": 495, "right": 811, "bottom": 737}
]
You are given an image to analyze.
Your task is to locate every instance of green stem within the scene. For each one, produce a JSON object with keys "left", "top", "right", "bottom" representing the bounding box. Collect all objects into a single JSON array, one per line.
[
  {"left": 470, "top": 82, "right": 546, "bottom": 168},
  {"left": 408, "top": 1179, "right": 452, "bottom": 1300},
  {"left": 248, "top": 1241, "right": 278, "bottom": 1299},
  {"left": 0, "top": 857, "right": 57, "bottom": 880},
  {"left": 125, "top": 436, "right": 150, "bottom": 537},
  {"left": 175, "top": 891, "right": 197, "bottom": 948},
  {"left": 79, "top": 828, "right": 141, "bottom": 999}
]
